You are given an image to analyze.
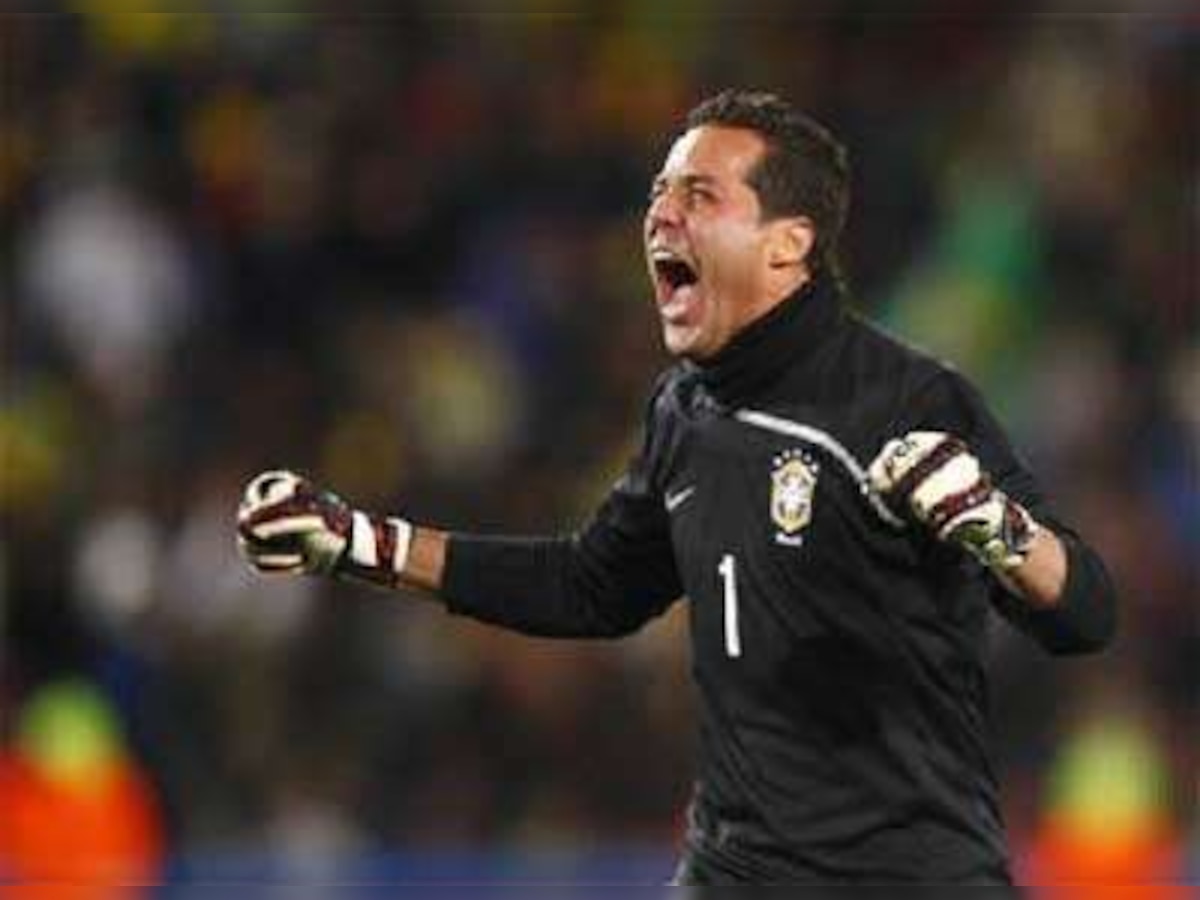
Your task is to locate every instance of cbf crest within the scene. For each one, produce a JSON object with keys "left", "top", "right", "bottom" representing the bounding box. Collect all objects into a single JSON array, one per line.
[{"left": 770, "top": 448, "right": 819, "bottom": 547}]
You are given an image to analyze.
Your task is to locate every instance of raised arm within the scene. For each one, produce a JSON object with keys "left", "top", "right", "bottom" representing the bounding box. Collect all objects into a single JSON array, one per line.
[
  {"left": 236, "top": 380, "right": 685, "bottom": 639},
  {"left": 236, "top": 468, "right": 682, "bottom": 638},
  {"left": 868, "top": 371, "right": 1117, "bottom": 655}
]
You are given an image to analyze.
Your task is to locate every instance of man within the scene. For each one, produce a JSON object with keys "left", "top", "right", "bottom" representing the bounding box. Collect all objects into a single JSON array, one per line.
[{"left": 237, "top": 90, "right": 1117, "bottom": 884}]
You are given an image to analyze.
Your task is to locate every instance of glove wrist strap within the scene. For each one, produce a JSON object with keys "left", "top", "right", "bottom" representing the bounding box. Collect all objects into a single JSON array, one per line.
[{"left": 338, "top": 511, "right": 414, "bottom": 586}]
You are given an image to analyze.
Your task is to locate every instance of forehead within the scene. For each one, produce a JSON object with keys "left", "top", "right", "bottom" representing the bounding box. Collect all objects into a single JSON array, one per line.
[{"left": 657, "top": 125, "right": 767, "bottom": 185}]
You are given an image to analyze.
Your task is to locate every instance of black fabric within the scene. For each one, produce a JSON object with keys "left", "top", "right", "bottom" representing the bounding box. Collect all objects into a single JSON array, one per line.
[
  {"left": 441, "top": 273, "right": 1118, "bottom": 883},
  {"left": 675, "top": 796, "right": 1017, "bottom": 886},
  {"left": 693, "top": 276, "right": 843, "bottom": 409}
]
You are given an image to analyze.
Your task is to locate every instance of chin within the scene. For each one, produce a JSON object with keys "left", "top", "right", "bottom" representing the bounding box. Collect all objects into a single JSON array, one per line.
[
  {"left": 662, "top": 326, "right": 695, "bottom": 359},
  {"left": 663, "top": 327, "right": 713, "bottom": 361}
]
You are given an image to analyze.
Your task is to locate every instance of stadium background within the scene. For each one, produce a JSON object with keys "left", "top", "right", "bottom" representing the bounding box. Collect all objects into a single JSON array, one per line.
[{"left": 1, "top": 0, "right": 1195, "bottom": 890}]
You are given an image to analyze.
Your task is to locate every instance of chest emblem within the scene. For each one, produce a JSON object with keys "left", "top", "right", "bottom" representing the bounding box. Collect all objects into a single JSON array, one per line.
[{"left": 770, "top": 449, "right": 819, "bottom": 546}]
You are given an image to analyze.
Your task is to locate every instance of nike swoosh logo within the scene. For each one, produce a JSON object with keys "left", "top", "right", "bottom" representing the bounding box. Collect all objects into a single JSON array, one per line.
[{"left": 664, "top": 485, "right": 696, "bottom": 513}]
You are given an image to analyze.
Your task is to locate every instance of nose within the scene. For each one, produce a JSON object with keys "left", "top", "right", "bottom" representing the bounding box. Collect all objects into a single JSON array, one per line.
[{"left": 645, "top": 187, "right": 683, "bottom": 234}]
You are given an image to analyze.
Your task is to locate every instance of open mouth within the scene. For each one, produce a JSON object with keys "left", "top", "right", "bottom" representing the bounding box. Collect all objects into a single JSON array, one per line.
[
  {"left": 650, "top": 250, "right": 700, "bottom": 313},
  {"left": 654, "top": 256, "right": 699, "bottom": 291}
]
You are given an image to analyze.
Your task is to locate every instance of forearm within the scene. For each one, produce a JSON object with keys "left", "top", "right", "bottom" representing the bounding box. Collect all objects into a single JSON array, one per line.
[
  {"left": 1003, "top": 527, "right": 1067, "bottom": 608},
  {"left": 396, "top": 526, "right": 449, "bottom": 599},
  {"left": 868, "top": 430, "right": 1117, "bottom": 655},
  {"left": 330, "top": 523, "right": 616, "bottom": 636},
  {"left": 393, "top": 526, "right": 663, "bottom": 636},
  {"left": 371, "top": 527, "right": 620, "bottom": 637},
  {"left": 992, "top": 526, "right": 1117, "bottom": 654},
  {"left": 438, "top": 532, "right": 675, "bottom": 638},
  {"left": 238, "top": 469, "right": 681, "bottom": 638}
]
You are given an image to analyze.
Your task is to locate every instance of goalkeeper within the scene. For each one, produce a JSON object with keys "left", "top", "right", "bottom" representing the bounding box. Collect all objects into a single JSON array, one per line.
[{"left": 237, "top": 90, "right": 1116, "bottom": 885}]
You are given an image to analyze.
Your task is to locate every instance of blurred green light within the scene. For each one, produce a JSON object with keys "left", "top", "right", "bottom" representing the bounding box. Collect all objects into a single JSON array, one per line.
[{"left": 15, "top": 679, "right": 127, "bottom": 789}]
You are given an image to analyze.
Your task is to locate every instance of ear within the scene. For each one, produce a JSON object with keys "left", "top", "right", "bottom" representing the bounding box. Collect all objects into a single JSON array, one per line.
[{"left": 766, "top": 216, "right": 816, "bottom": 270}]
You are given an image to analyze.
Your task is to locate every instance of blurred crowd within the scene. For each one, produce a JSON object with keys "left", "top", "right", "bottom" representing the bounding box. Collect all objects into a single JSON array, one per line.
[{"left": 1, "top": 0, "right": 1196, "bottom": 887}]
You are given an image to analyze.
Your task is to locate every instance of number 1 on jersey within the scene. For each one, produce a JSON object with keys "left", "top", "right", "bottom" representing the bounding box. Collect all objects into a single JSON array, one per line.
[{"left": 718, "top": 553, "right": 742, "bottom": 658}]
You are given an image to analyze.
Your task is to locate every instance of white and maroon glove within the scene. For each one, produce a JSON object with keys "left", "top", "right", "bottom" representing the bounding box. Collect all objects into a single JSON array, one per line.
[
  {"left": 869, "top": 432, "right": 1039, "bottom": 573},
  {"left": 236, "top": 470, "right": 412, "bottom": 586}
]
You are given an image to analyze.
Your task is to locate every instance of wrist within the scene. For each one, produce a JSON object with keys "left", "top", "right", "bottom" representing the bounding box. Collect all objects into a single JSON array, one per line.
[
  {"left": 954, "top": 491, "right": 1039, "bottom": 574},
  {"left": 335, "top": 510, "right": 414, "bottom": 586}
]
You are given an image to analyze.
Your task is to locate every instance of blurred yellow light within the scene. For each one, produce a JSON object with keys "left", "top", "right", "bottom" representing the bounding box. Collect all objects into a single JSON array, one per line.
[{"left": 1046, "top": 717, "right": 1171, "bottom": 843}]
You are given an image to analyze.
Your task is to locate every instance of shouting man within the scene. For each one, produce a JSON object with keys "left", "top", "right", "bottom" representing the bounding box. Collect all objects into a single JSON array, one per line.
[{"left": 237, "top": 89, "right": 1116, "bottom": 885}]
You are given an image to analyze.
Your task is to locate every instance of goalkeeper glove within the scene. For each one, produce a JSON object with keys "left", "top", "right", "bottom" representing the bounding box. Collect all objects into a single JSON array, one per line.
[
  {"left": 869, "top": 431, "right": 1038, "bottom": 573},
  {"left": 236, "top": 470, "right": 412, "bottom": 586}
]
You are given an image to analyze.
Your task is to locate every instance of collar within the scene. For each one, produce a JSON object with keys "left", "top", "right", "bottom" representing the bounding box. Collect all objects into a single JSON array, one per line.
[{"left": 693, "top": 274, "right": 844, "bottom": 408}]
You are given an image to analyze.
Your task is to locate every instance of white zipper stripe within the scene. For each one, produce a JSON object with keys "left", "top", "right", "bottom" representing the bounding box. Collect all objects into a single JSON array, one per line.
[{"left": 734, "top": 409, "right": 906, "bottom": 530}]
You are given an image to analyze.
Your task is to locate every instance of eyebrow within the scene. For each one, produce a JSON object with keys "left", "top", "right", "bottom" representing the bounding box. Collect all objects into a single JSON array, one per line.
[{"left": 651, "top": 173, "right": 720, "bottom": 191}]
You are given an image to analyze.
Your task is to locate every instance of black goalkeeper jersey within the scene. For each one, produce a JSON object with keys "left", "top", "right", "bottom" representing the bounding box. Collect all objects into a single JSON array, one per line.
[{"left": 441, "top": 276, "right": 1117, "bottom": 884}]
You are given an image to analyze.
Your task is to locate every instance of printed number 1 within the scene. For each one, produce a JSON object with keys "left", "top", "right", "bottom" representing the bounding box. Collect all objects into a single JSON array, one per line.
[{"left": 718, "top": 553, "right": 741, "bottom": 658}]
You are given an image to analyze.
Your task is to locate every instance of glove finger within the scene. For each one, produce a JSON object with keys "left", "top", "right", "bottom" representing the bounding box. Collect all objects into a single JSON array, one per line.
[
  {"left": 248, "top": 513, "right": 326, "bottom": 542},
  {"left": 236, "top": 532, "right": 260, "bottom": 562},
  {"left": 927, "top": 477, "right": 995, "bottom": 537},
  {"left": 239, "top": 492, "right": 302, "bottom": 524},
  {"left": 251, "top": 552, "right": 307, "bottom": 572},
  {"left": 239, "top": 471, "right": 306, "bottom": 519},
  {"left": 868, "top": 439, "right": 901, "bottom": 492},
  {"left": 238, "top": 534, "right": 306, "bottom": 569},
  {"left": 245, "top": 470, "right": 303, "bottom": 500},
  {"left": 237, "top": 529, "right": 299, "bottom": 552},
  {"left": 870, "top": 433, "right": 942, "bottom": 490},
  {"left": 240, "top": 491, "right": 319, "bottom": 529},
  {"left": 909, "top": 450, "right": 984, "bottom": 520},
  {"left": 888, "top": 434, "right": 967, "bottom": 503}
]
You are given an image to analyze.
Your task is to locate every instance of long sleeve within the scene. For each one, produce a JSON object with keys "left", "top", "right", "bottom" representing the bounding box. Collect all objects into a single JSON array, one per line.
[
  {"left": 440, "top": 378, "right": 684, "bottom": 638},
  {"left": 899, "top": 368, "right": 1118, "bottom": 655}
]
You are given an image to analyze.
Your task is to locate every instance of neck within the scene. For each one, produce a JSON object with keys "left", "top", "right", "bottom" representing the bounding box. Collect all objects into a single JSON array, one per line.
[
  {"left": 734, "top": 270, "right": 810, "bottom": 330},
  {"left": 693, "top": 272, "right": 843, "bottom": 408}
]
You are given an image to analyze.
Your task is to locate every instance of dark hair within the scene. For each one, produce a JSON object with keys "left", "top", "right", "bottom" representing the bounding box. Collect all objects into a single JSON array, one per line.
[{"left": 686, "top": 89, "right": 851, "bottom": 283}]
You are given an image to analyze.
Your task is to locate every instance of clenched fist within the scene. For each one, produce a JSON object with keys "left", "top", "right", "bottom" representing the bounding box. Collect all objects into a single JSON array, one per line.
[
  {"left": 869, "top": 431, "right": 1038, "bottom": 573},
  {"left": 237, "top": 470, "right": 412, "bottom": 585}
]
